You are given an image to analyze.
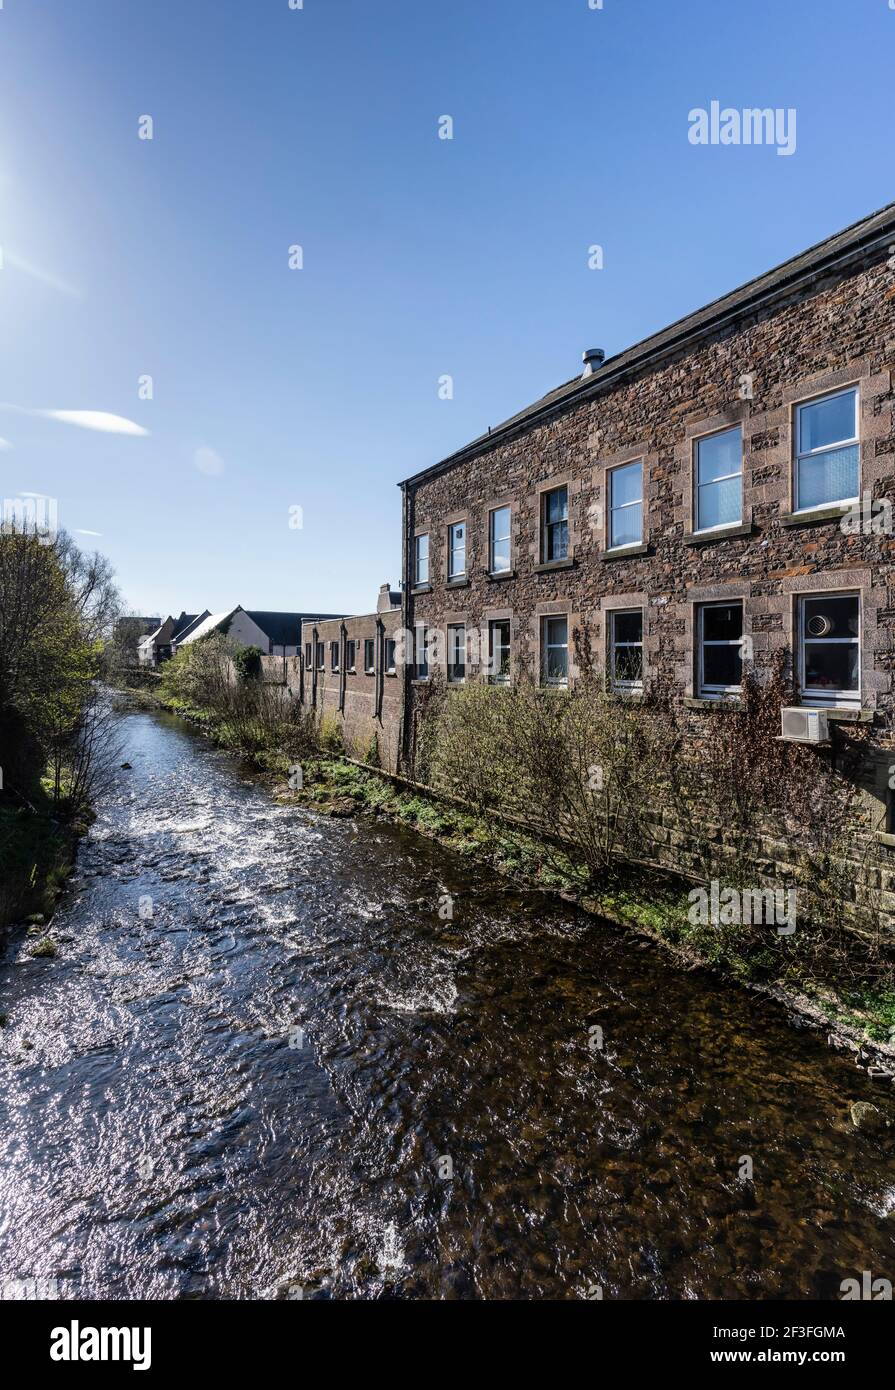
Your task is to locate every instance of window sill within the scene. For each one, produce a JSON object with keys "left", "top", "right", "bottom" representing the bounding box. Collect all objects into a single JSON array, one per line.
[
  {"left": 446, "top": 577, "right": 470, "bottom": 589},
  {"left": 486, "top": 568, "right": 515, "bottom": 581},
  {"left": 685, "top": 696, "right": 743, "bottom": 711},
  {"left": 410, "top": 677, "right": 431, "bottom": 686},
  {"left": 385, "top": 670, "right": 398, "bottom": 678},
  {"left": 683, "top": 522, "right": 753, "bottom": 545},
  {"left": 876, "top": 831, "right": 895, "bottom": 849},
  {"left": 599, "top": 542, "right": 649, "bottom": 561},
  {"left": 410, "top": 583, "right": 432, "bottom": 595},
  {"left": 824, "top": 707, "right": 873, "bottom": 724},
  {"left": 533, "top": 557, "right": 575, "bottom": 574},
  {"left": 779, "top": 503, "right": 854, "bottom": 527}
]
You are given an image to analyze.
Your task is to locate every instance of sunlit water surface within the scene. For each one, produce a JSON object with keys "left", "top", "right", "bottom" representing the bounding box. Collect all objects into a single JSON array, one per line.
[{"left": 1, "top": 708, "right": 893, "bottom": 1299}]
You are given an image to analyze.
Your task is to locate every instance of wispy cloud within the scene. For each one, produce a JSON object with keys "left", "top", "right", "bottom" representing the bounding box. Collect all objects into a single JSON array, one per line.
[
  {"left": 194, "top": 446, "right": 224, "bottom": 476},
  {"left": 2, "top": 250, "right": 84, "bottom": 300},
  {"left": 0, "top": 404, "right": 149, "bottom": 436},
  {"left": 0, "top": 437, "right": 11, "bottom": 451},
  {"left": 75, "top": 528, "right": 102, "bottom": 537}
]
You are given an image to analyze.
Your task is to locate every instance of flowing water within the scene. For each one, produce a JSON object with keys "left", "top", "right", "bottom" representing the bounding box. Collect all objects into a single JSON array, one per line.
[{"left": 1, "top": 707, "right": 893, "bottom": 1300}]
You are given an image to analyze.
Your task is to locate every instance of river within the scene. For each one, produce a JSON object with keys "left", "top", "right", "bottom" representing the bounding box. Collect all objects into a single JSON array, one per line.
[{"left": 1, "top": 705, "right": 893, "bottom": 1300}]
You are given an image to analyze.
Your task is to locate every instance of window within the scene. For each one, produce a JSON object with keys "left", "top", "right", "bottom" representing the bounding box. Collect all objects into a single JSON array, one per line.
[
  {"left": 610, "top": 609, "right": 643, "bottom": 690},
  {"left": 697, "top": 602, "right": 743, "bottom": 697},
  {"left": 488, "top": 619, "right": 511, "bottom": 685},
  {"left": 489, "top": 506, "right": 511, "bottom": 573},
  {"left": 447, "top": 624, "right": 466, "bottom": 683},
  {"left": 798, "top": 593, "right": 859, "bottom": 706},
  {"left": 414, "top": 626, "right": 429, "bottom": 679},
  {"left": 542, "top": 486, "right": 569, "bottom": 562},
  {"left": 346, "top": 640, "right": 356, "bottom": 672},
  {"left": 304, "top": 642, "right": 312, "bottom": 667},
  {"left": 795, "top": 387, "right": 859, "bottom": 511},
  {"left": 447, "top": 521, "right": 466, "bottom": 579},
  {"left": 414, "top": 533, "right": 429, "bottom": 586},
  {"left": 364, "top": 638, "right": 375, "bottom": 674},
  {"left": 542, "top": 615, "right": 569, "bottom": 686},
  {"left": 385, "top": 638, "right": 396, "bottom": 674},
  {"left": 608, "top": 461, "right": 643, "bottom": 549},
  {"left": 330, "top": 640, "right": 340, "bottom": 672},
  {"left": 315, "top": 641, "right": 324, "bottom": 671},
  {"left": 695, "top": 427, "right": 742, "bottom": 531}
]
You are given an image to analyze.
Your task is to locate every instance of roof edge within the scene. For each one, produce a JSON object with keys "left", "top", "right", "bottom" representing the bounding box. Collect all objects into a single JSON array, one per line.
[{"left": 399, "top": 199, "right": 895, "bottom": 491}]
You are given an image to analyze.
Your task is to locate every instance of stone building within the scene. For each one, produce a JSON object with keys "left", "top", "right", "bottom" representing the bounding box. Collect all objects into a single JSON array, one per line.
[
  {"left": 300, "top": 584, "right": 403, "bottom": 770},
  {"left": 398, "top": 200, "right": 895, "bottom": 849}
]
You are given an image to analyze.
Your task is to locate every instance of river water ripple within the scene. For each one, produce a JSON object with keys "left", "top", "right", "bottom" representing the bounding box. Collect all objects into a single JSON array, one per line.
[{"left": 1, "top": 708, "right": 893, "bottom": 1299}]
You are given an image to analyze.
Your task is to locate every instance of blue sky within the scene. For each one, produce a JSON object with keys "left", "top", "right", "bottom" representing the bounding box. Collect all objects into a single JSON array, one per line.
[{"left": 1, "top": 0, "right": 893, "bottom": 618}]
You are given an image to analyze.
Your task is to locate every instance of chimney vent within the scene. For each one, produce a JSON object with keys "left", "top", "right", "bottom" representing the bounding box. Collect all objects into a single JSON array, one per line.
[{"left": 582, "top": 347, "right": 605, "bottom": 377}]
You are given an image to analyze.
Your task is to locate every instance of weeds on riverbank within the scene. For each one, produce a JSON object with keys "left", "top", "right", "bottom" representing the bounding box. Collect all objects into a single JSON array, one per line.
[{"left": 158, "top": 634, "right": 318, "bottom": 763}]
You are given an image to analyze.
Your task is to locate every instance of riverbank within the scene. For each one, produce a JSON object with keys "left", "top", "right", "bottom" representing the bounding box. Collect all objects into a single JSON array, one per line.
[
  {"left": 0, "top": 802, "right": 81, "bottom": 939},
  {"left": 113, "top": 683, "right": 895, "bottom": 1064}
]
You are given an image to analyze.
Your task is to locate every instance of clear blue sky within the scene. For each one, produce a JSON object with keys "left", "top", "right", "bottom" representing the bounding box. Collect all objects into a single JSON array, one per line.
[{"left": 1, "top": 0, "right": 893, "bottom": 618}]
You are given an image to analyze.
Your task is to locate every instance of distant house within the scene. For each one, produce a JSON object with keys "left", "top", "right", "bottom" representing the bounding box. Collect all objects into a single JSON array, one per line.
[
  {"left": 114, "top": 616, "right": 161, "bottom": 665},
  {"left": 178, "top": 606, "right": 343, "bottom": 658},
  {"left": 138, "top": 610, "right": 210, "bottom": 667}
]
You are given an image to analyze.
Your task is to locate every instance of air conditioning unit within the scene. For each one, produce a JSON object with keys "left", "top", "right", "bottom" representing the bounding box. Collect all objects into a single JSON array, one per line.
[{"left": 780, "top": 707, "right": 829, "bottom": 744}]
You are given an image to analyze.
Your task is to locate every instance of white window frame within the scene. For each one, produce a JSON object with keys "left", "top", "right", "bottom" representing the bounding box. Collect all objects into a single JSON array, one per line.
[
  {"left": 541, "top": 615, "right": 569, "bottom": 687},
  {"left": 448, "top": 521, "right": 466, "bottom": 579},
  {"left": 385, "top": 638, "right": 396, "bottom": 675},
  {"left": 610, "top": 609, "right": 644, "bottom": 692},
  {"left": 697, "top": 601, "right": 744, "bottom": 698},
  {"left": 414, "top": 625, "right": 429, "bottom": 679},
  {"left": 414, "top": 533, "right": 429, "bottom": 586},
  {"left": 346, "top": 639, "right": 356, "bottom": 673},
  {"left": 694, "top": 426, "right": 743, "bottom": 534},
  {"left": 447, "top": 623, "right": 466, "bottom": 684},
  {"left": 794, "top": 386, "right": 860, "bottom": 514},
  {"left": 608, "top": 461, "right": 643, "bottom": 550},
  {"left": 315, "top": 641, "right": 325, "bottom": 671},
  {"left": 488, "top": 619, "right": 511, "bottom": 685},
  {"left": 363, "top": 638, "right": 375, "bottom": 675},
  {"left": 542, "top": 486, "right": 569, "bottom": 562},
  {"left": 798, "top": 591, "right": 860, "bottom": 708},
  {"left": 330, "top": 640, "right": 340, "bottom": 673},
  {"left": 489, "top": 506, "right": 511, "bottom": 573}
]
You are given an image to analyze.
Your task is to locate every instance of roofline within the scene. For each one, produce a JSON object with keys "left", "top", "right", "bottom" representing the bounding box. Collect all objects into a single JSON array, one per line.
[{"left": 398, "top": 199, "right": 895, "bottom": 491}]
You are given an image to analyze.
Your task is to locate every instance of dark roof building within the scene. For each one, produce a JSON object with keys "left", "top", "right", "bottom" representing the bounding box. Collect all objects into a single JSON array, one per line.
[{"left": 245, "top": 610, "right": 344, "bottom": 652}]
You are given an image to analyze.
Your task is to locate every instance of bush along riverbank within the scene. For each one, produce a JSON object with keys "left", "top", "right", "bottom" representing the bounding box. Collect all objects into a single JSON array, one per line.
[
  {"left": 113, "top": 647, "right": 895, "bottom": 1078},
  {"left": 0, "top": 803, "right": 77, "bottom": 950},
  {"left": 1, "top": 526, "right": 123, "bottom": 943}
]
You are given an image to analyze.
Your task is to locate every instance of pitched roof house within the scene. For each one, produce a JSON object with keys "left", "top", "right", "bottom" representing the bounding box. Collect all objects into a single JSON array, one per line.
[
  {"left": 178, "top": 606, "right": 344, "bottom": 657},
  {"left": 137, "top": 611, "right": 210, "bottom": 666}
]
